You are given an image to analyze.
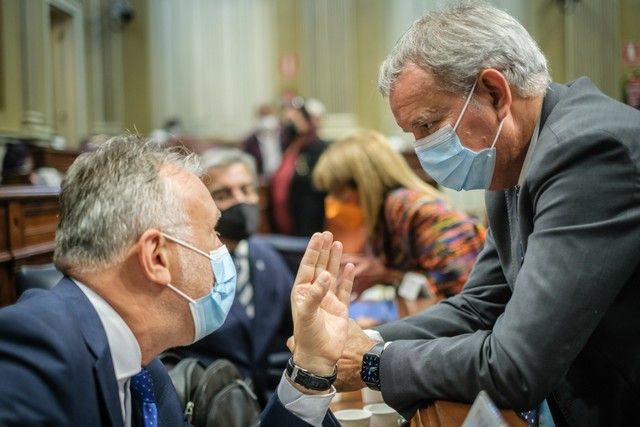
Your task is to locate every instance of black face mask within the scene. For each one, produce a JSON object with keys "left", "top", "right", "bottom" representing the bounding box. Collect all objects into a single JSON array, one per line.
[
  {"left": 282, "top": 122, "right": 299, "bottom": 142},
  {"left": 216, "top": 203, "right": 260, "bottom": 241}
]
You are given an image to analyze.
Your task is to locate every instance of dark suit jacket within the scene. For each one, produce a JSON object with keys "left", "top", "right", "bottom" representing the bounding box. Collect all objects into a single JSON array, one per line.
[
  {"left": 244, "top": 133, "right": 269, "bottom": 176},
  {"left": 376, "top": 78, "right": 640, "bottom": 426},
  {"left": 0, "top": 277, "right": 337, "bottom": 426},
  {"left": 270, "top": 138, "right": 328, "bottom": 237},
  {"left": 289, "top": 139, "right": 328, "bottom": 237},
  {"left": 176, "top": 236, "right": 294, "bottom": 406}
]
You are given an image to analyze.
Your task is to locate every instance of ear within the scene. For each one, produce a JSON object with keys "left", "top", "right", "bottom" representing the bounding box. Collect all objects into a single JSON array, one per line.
[
  {"left": 137, "top": 229, "right": 172, "bottom": 285},
  {"left": 477, "top": 69, "right": 512, "bottom": 121}
]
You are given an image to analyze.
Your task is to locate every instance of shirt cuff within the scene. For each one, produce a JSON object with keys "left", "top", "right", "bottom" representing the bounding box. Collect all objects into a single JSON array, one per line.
[
  {"left": 364, "top": 329, "right": 384, "bottom": 343},
  {"left": 277, "top": 372, "right": 335, "bottom": 426}
]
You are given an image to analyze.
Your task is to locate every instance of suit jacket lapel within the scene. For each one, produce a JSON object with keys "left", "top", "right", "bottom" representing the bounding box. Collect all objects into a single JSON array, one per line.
[
  {"left": 248, "top": 256, "right": 282, "bottom": 360},
  {"left": 54, "top": 279, "right": 125, "bottom": 427}
]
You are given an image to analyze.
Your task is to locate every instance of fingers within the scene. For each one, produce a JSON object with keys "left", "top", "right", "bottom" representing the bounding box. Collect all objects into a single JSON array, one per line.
[
  {"left": 314, "top": 231, "right": 333, "bottom": 279},
  {"left": 286, "top": 336, "right": 296, "bottom": 352},
  {"left": 326, "top": 241, "right": 343, "bottom": 294},
  {"left": 336, "top": 262, "right": 355, "bottom": 308},
  {"left": 294, "top": 233, "right": 324, "bottom": 286},
  {"left": 300, "top": 270, "right": 332, "bottom": 314}
]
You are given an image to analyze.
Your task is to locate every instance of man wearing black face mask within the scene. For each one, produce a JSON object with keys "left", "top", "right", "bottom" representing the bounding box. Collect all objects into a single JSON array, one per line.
[
  {"left": 174, "top": 149, "right": 295, "bottom": 407},
  {"left": 271, "top": 97, "right": 328, "bottom": 236}
]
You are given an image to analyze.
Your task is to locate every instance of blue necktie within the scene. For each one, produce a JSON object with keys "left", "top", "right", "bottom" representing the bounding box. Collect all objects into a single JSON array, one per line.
[
  {"left": 130, "top": 368, "right": 158, "bottom": 427},
  {"left": 232, "top": 244, "right": 254, "bottom": 319},
  {"left": 519, "top": 408, "right": 539, "bottom": 427}
]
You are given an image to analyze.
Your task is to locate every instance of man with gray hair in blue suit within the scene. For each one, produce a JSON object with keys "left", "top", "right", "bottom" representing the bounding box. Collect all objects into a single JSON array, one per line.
[
  {"left": 0, "top": 135, "right": 354, "bottom": 426},
  {"left": 334, "top": 3, "right": 640, "bottom": 426}
]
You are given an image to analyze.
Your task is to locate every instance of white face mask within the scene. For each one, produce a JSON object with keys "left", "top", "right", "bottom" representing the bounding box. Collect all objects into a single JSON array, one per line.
[
  {"left": 161, "top": 233, "right": 236, "bottom": 343},
  {"left": 413, "top": 79, "right": 505, "bottom": 191},
  {"left": 258, "top": 115, "right": 279, "bottom": 132}
]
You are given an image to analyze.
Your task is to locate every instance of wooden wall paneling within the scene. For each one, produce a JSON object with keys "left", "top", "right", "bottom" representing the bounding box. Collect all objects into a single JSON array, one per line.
[{"left": 0, "top": 185, "right": 59, "bottom": 307}]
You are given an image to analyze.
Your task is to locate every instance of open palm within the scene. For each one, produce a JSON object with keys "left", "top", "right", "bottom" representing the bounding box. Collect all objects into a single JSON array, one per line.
[{"left": 291, "top": 232, "right": 355, "bottom": 375}]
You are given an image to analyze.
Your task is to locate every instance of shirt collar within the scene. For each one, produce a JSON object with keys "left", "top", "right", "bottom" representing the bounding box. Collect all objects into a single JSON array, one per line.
[
  {"left": 518, "top": 110, "right": 542, "bottom": 187},
  {"left": 73, "top": 278, "right": 142, "bottom": 381}
]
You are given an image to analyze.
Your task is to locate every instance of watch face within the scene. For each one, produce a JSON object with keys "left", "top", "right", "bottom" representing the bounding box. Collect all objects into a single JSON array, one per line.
[{"left": 361, "top": 354, "right": 379, "bottom": 383}]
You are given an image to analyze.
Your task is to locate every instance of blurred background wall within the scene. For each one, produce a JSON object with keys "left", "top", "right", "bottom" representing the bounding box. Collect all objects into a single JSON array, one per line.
[
  {"left": 0, "top": 0, "right": 638, "bottom": 215},
  {"left": 2, "top": 0, "right": 638, "bottom": 144}
]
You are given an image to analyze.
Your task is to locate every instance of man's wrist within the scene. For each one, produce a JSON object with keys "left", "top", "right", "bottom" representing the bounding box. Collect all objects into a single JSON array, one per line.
[
  {"left": 292, "top": 353, "right": 336, "bottom": 377},
  {"left": 385, "top": 269, "right": 404, "bottom": 286},
  {"left": 360, "top": 342, "right": 386, "bottom": 391},
  {"left": 284, "top": 372, "right": 333, "bottom": 395},
  {"left": 286, "top": 357, "right": 337, "bottom": 392}
]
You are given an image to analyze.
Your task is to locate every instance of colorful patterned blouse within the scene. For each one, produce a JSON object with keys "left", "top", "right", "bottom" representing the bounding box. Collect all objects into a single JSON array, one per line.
[{"left": 374, "top": 187, "right": 486, "bottom": 297}]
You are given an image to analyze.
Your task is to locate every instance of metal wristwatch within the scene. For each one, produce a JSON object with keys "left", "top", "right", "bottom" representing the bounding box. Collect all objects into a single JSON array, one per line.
[
  {"left": 286, "top": 357, "right": 337, "bottom": 391},
  {"left": 360, "top": 342, "right": 385, "bottom": 391}
]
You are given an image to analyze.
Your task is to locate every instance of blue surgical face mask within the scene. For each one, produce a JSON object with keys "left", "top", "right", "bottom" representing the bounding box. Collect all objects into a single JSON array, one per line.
[
  {"left": 161, "top": 233, "right": 237, "bottom": 343},
  {"left": 414, "top": 80, "right": 505, "bottom": 191}
]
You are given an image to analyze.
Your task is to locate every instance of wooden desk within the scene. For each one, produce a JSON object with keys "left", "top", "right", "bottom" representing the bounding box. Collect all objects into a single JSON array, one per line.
[
  {"left": 333, "top": 297, "right": 525, "bottom": 426},
  {"left": 330, "top": 390, "right": 525, "bottom": 426},
  {"left": 419, "top": 401, "right": 525, "bottom": 427},
  {"left": 0, "top": 185, "right": 59, "bottom": 306},
  {"left": 29, "top": 146, "right": 80, "bottom": 173}
]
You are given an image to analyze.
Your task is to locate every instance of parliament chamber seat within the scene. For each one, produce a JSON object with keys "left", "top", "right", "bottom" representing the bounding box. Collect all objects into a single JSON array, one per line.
[{"left": 15, "top": 263, "right": 62, "bottom": 296}]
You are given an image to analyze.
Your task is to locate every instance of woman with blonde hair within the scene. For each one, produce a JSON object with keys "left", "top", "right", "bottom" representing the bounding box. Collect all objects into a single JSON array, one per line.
[{"left": 313, "top": 129, "right": 485, "bottom": 299}]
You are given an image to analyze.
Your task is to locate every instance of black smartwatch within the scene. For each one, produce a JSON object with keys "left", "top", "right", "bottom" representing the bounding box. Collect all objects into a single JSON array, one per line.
[
  {"left": 286, "top": 357, "right": 337, "bottom": 391},
  {"left": 361, "top": 342, "right": 385, "bottom": 391}
]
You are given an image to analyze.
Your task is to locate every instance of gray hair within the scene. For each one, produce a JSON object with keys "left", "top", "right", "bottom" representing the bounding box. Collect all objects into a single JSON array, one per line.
[
  {"left": 54, "top": 134, "right": 201, "bottom": 274},
  {"left": 378, "top": 2, "right": 550, "bottom": 97},
  {"left": 200, "top": 148, "right": 258, "bottom": 186}
]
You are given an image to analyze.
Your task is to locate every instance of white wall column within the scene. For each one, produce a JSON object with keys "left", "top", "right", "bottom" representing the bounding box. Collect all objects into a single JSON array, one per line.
[
  {"left": 149, "top": 0, "right": 277, "bottom": 140},
  {"left": 20, "top": 0, "right": 53, "bottom": 138}
]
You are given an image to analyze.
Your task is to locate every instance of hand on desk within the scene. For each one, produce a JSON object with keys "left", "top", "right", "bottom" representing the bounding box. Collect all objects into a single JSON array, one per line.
[
  {"left": 291, "top": 231, "right": 356, "bottom": 378},
  {"left": 341, "top": 254, "right": 403, "bottom": 299}
]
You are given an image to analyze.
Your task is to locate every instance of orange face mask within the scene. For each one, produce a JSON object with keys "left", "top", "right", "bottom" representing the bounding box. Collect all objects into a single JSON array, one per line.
[{"left": 325, "top": 195, "right": 365, "bottom": 229}]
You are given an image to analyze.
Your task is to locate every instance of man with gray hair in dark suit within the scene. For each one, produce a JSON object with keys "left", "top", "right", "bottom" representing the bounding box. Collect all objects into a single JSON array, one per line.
[{"left": 334, "top": 3, "right": 640, "bottom": 426}]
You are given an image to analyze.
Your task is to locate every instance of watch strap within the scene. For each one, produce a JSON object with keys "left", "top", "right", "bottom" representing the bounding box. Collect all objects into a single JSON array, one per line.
[{"left": 286, "top": 357, "right": 337, "bottom": 391}]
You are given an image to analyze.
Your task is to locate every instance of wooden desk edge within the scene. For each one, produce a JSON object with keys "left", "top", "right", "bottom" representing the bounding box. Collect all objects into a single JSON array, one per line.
[{"left": 419, "top": 400, "right": 526, "bottom": 427}]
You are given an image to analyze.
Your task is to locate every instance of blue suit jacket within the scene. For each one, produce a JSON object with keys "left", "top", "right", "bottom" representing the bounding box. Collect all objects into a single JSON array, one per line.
[
  {"left": 176, "top": 236, "right": 294, "bottom": 405},
  {"left": 0, "top": 277, "right": 337, "bottom": 426}
]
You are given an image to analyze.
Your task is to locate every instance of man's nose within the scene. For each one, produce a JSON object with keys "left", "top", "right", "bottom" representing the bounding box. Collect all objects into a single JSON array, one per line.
[{"left": 231, "top": 187, "right": 247, "bottom": 203}]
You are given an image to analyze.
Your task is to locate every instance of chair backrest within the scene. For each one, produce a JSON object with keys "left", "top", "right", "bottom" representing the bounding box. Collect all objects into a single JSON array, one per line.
[
  {"left": 256, "top": 234, "right": 310, "bottom": 276},
  {"left": 15, "top": 263, "right": 63, "bottom": 296}
]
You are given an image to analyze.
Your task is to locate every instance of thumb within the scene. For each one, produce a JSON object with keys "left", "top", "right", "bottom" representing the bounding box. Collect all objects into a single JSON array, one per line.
[
  {"left": 286, "top": 336, "right": 296, "bottom": 352},
  {"left": 301, "top": 270, "right": 331, "bottom": 313}
]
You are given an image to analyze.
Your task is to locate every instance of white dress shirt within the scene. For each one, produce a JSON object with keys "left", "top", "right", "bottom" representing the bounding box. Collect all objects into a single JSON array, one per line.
[
  {"left": 74, "top": 279, "right": 141, "bottom": 427},
  {"left": 73, "top": 279, "right": 334, "bottom": 426}
]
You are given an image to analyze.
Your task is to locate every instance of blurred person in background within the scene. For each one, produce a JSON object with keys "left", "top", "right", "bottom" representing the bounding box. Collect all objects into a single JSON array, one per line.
[
  {"left": 150, "top": 117, "right": 183, "bottom": 146},
  {"left": 243, "top": 104, "right": 283, "bottom": 178},
  {"left": 271, "top": 97, "right": 327, "bottom": 236},
  {"left": 175, "top": 148, "right": 294, "bottom": 407},
  {"left": 313, "top": 129, "right": 485, "bottom": 300},
  {"left": 304, "top": 98, "right": 327, "bottom": 137}
]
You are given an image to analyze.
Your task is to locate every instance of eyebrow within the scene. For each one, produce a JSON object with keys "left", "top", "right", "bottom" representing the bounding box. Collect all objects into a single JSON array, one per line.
[
  {"left": 409, "top": 106, "right": 447, "bottom": 128},
  {"left": 211, "top": 182, "right": 254, "bottom": 192}
]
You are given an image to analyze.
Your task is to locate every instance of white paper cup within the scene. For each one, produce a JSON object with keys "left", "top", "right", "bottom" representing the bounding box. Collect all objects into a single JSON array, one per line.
[
  {"left": 334, "top": 409, "right": 372, "bottom": 427},
  {"left": 363, "top": 403, "right": 402, "bottom": 427},
  {"left": 361, "top": 387, "right": 384, "bottom": 404}
]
